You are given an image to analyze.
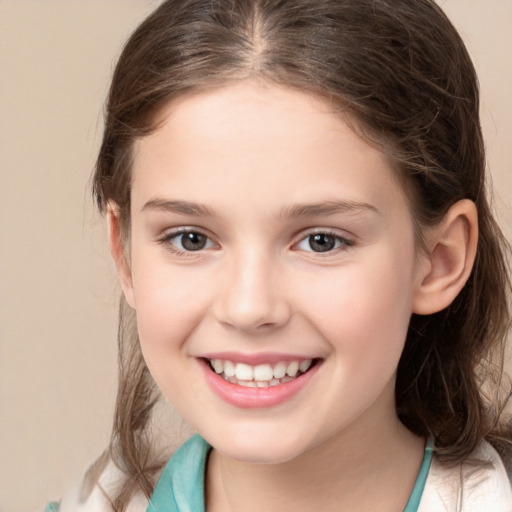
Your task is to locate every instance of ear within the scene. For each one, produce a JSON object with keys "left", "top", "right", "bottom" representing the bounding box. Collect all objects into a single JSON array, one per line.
[
  {"left": 412, "top": 199, "right": 478, "bottom": 315},
  {"left": 107, "top": 203, "right": 136, "bottom": 309}
]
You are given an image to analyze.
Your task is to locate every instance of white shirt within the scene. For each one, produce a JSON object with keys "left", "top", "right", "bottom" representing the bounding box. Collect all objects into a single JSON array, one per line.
[{"left": 51, "top": 439, "right": 512, "bottom": 512}]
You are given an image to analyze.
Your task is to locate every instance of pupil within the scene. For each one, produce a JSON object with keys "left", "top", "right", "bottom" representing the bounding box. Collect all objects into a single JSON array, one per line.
[
  {"left": 310, "top": 234, "right": 335, "bottom": 252},
  {"left": 182, "top": 232, "right": 206, "bottom": 251}
]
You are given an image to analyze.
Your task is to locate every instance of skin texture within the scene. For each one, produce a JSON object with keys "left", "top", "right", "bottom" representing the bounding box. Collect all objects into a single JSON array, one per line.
[{"left": 108, "top": 81, "right": 478, "bottom": 511}]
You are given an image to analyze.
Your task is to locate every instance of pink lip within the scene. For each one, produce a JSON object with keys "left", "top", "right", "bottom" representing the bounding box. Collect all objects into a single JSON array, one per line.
[{"left": 198, "top": 358, "right": 321, "bottom": 409}]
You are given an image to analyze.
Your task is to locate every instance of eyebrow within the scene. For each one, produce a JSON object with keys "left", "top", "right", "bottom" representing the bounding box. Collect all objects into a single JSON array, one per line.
[
  {"left": 280, "top": 200, "right": 379, "bottom": 218},
  {"left": 141, "top": 198, "right": 379, "bottom": 218},
  {"left": 141, "top": 199, "right": 216, "bottom": 216}
]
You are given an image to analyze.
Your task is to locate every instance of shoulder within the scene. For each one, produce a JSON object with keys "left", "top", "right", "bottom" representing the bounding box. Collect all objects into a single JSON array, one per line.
[
  {"left": 45, "top": 435, "right": 205, "bottom": 512},
  {"left": 419, "top": 441, "right": 512, "bottom": 512},
  {"left": 146, "top": 434, "right": 210, "bottom": 512},
  {"left": 49, "top": 459, "right": 152, "bottom": 512}
]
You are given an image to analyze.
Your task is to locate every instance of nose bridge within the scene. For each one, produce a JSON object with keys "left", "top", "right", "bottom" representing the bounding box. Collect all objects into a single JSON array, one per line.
[{"left": 214, "top": 245, "right": 290, "bottom": 331}]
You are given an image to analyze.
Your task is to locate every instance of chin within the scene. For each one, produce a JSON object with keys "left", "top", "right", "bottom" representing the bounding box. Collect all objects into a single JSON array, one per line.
[
  {"left": 204, "top": 425, "right": 313, "bottom": 465},
  {"left": 222, "top": 444, "right": 301, "bottom": 465}
]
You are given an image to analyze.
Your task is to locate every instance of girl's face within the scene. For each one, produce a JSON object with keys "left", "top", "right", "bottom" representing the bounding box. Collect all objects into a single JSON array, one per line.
[{"left": 120, "top": 81, "right": 427, "bottom": 463}]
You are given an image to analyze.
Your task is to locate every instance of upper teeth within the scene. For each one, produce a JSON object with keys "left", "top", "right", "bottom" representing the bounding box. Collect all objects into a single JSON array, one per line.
[{"left": 209, "top": 359, "right": 313, "bottom": 382}]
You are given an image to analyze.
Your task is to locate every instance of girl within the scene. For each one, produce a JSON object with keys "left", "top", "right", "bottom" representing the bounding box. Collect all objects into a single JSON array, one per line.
[{"left": 46, "top": 0, "right": 512, "bottom": 510}]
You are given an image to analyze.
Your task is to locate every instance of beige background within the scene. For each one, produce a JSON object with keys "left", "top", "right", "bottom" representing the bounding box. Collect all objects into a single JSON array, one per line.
[{"left": 0, "top": 1, "right": 510, "bottom": 511}]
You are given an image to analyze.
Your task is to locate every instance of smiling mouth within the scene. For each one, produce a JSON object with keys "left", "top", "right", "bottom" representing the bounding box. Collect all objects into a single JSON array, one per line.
[{"left": 206, "top": 358, "right": 319, "bottom": 388}]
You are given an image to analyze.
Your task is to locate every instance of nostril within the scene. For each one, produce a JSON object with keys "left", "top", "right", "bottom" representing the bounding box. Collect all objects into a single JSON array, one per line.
[{"left": 257, "top": 322, "right": 278, "bottom": 329}]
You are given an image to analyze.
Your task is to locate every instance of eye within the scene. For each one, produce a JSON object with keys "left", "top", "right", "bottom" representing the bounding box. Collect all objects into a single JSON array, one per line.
[
  {"left": 163, "top": 229, "right": 215, "bottom": 252},
  {"left": 296, "top": 232, "right": 353, "bottom": 253}
]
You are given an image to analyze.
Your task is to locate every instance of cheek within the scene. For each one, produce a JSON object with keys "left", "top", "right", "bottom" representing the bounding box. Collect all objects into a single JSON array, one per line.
[
  {"left": 296, "top": 252, "right": 415, "bottom": 365},
  {"left": 130, "top": 266, "right": 212, "bottom": 404},
  {"left": 130, "top": 255, "right": 212, "bottom": 358}
]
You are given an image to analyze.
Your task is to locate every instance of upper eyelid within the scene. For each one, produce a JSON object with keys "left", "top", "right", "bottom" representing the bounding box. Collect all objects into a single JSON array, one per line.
[
  {"left": 292, "top": 227, "right": 354, "bottom": 244},
  {"left": 159, "top": 226, "right": 353, "bottom": 237},
  {"left": 160, "top": 226, "right": 213, "bottom": 240}
]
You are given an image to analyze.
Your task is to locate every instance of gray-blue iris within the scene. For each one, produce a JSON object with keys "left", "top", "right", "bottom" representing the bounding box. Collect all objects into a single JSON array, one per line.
[{"left": 309, "top": 234, "right": 336, "bottom": 252}]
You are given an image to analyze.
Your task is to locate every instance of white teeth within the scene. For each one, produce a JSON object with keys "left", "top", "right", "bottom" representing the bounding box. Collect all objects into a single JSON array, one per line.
[
  {"left": 286, "top": 361, "right": 299, "bottom": 377},
  {"left": 212, "top": 359, "right": 223, "bottom": 374},
  {"left": 273, "top": 361, "right": 287, "bottom": 379},
  {"left": 209, "top": 358, "right": 314, "bottom": 386},
  {"left": 223, "top": 360, "right": 236, "bottom": 377},
  {"left": 254, "top": 364, "right": 273, "bottom": 381},
  {"left": 238, "top": 380, "right": 257, "bottom": 387},
  {"left": 235, "top": 363, "right": 253, "bottom": 381},
  {"left": 299, "top": 360, "right": 312, "bottom": 372}
]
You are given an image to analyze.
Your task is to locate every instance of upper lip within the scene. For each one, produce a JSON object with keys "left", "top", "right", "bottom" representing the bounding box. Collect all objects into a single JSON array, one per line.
[{"left": 198, "top": 352, "right": 320, "bottom": 366}]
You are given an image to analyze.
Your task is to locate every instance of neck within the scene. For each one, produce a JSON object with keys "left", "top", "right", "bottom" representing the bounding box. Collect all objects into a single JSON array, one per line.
[{"left": 205, "top": 407, "right": 424, "bottom": 512}]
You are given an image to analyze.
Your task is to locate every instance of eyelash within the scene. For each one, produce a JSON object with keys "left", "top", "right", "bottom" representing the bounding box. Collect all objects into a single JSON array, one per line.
[
  {"left": 158, "top": 228, "right": 215, "bottom": 256},
  {"left": 294, "top": 230, "right": 354, "bottom": 255},
  {"left": 158, "top": 228, "right": 354, "bottom": 256}
]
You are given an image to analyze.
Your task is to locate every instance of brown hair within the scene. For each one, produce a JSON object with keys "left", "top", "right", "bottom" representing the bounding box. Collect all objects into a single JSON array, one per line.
[{"left": 91, "top": 0, "right": 511, "bottom": 509}]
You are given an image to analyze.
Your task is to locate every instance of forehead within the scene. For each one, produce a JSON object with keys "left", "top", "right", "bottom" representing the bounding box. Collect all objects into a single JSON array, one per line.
[{"left": 131, "top": 81, "right": 409, "bottom": 219}]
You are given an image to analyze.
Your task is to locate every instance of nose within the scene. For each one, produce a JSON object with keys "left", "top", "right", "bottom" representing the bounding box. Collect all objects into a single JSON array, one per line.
[{"left": 213, "top": 249, "right": 291, "bottom": 332}]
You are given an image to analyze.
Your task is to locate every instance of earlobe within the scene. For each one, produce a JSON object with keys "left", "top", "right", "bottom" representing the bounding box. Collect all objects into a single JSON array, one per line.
[
  {"left": 412, "top": 199, "right": 478, "bottom": 315},
  {"left": 107, "top": 203, "right": 136, "bottom": 309}
]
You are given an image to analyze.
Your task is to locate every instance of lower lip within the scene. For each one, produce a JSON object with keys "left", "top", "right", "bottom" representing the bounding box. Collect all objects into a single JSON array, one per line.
[{"left": 199, "top": 359, "right": 321, "bottom": 409}]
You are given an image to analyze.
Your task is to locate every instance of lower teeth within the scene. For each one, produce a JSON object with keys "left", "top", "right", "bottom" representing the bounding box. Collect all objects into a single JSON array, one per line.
[{"left": 222, "top": 374, "right": 299, "bottom": 387}]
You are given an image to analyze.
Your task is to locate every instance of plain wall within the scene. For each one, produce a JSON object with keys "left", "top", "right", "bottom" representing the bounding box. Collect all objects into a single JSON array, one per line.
[{"left": 0, "top": 1, "right": 510, "bottom": 511}]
